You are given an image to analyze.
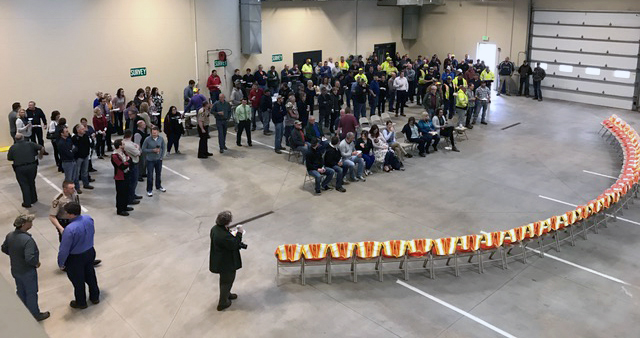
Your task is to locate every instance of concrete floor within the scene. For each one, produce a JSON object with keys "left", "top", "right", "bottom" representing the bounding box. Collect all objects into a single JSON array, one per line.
[{"left": 1, "top": 93, "right": 640, "bottom": 338}]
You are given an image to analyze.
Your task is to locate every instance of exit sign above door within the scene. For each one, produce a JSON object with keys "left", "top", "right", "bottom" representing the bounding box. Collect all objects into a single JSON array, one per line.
[{"left": 130, "top": 67, "right": 147, "bottom": 77}]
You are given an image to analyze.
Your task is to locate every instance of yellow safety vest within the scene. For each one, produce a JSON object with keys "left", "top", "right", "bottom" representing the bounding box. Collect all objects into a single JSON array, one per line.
[
  {"left": 455, "top": 89, "right": 468, "bottom": 108},
  {"left": 480, "top": 231, "right": 505, "bottom": 250},
  {"left": 275, "top": 244, "right": 302, "bottom": 262},
  {"left": 432, "top": 237, "right": 457, "bottom": 256},
  {"left": 452, "top": 77, "right": 467, "bottom": 90},
  {"left": 354, "top": 73, "right": 368, "bottom": 84},
  {"left": 339, "top": 61, "right": 349, "bottom": 71},
  {"left": 480, "top": 70, "right": 495, "bottom": 81},
  {"left": 457, "top": 235, "right": 482, "bottom": 252},
  {"left": 301, "top": 64, "right": 313, "bottom": 79}
]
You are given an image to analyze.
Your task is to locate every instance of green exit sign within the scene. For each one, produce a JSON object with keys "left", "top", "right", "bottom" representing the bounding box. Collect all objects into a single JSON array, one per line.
[
  {"left": 482, "top": 36, "right": 489, "bottom": 41},
  {"left": 272, "top": 54, "right": 283, "bottom": 62},
  {"left": 214, "top": 60, "right": 227, "bottom": 67},
  {"left": 130, "top": 67, "right": 147, "bottom": 77}
]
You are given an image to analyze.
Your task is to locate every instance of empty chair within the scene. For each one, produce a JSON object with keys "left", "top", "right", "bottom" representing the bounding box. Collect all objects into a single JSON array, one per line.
[
  {"left": 359, "top": 117, "right": 371, "bottom": 132},
  {"left": 405, "top": 238, "right": 433, "bottom": 280},
  {"left": 370, "top": 114, "right": 383, "bottom": 128},
  {"left": 381, "top": 112, "right": 395, "bottom": 125},
  {"left": 429, "top": 237, "right": 458, "bottom": 279},
  {"left": 301, "top": 243, "right": 329, "bottom": 285},
  {"left": 380, "top": 240, "right": 408, "bottom": 281},
  {"left": 354, "top": 241, "right": 382, "bottom": 282},
  {"left": 275, "top": 244, "right": 303, "bottom": 284},
  {"left": 328, "top": 242, "right": 357, "bottom": 283}
]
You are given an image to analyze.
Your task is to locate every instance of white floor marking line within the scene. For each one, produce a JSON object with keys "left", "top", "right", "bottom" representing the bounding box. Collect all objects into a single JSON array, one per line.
[
  {"left": 37, "top": 173, "right": 88, "bottom": 212},
  {"left": 228, "top": 131, "right": 290, "bottom": 154},
  {"left": 162, "top": 165, "right": 190, "bottom": 180},
  {"left": 396, "top": 280, "right": 518, "bottom": 338},
  {"left": 538, "top": 195, "right": 640, "bottom": 226},
  {"left": 583, "top": 170, "right": 618, "bottom": 180},
  {"left": 480, "top": 231, "right": 630, "bottom": 286}
]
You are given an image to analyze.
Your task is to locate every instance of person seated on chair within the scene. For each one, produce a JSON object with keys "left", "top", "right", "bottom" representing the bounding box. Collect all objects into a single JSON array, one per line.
[
  {"left": 370, "top": 124, "right": 404, "bottom": 172},
  {"left": 304, "top": 116, "right": 328, "bottom": 151},
  {"left": 355, "top": 130, "right": 375, "bottom": 176},
  {"left": 289, "top": 120, "right": 308, "bottom": 155},
  {"left": 381, "top": 120, "right": 411, "bottom": 160},
  {"left": 432, "top": 108, "right": 460, "bottom": 152},
  {"left": 402, "top": 117, "right": 428, "bottom": 157},
  {"left": 324, "top": 136, "right": 348, "bottom": 192},
  {"left": 417, "top": 112, "right": 440, "bottom": 153},
  {"left": 305, "top": 138, "right": 335, "bottom": 195},
  {"left": 339, "top": 132, "right": 366, "bottom": 181}
]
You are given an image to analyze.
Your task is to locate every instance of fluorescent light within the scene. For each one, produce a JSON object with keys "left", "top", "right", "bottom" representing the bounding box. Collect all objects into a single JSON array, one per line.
[
  {"left": 614, "top": 70, "right": 631, "bottom": 79},
  {"left": 539, "top": 63, "right": 547, "bottom": 70},
  {"left": 585, "top": 67, "right": 600, "bottom": 75},
  {"left": 559, "top": 65, "right": 573, "bottom": 73}
]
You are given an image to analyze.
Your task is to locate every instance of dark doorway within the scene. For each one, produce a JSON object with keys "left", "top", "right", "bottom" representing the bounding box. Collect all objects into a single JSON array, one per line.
[
  {"left": 374, "top": 43, "right": 397, "bottom": 63},
  {"left": 293, "top": 50, "right": 323, "bottom": 68}
]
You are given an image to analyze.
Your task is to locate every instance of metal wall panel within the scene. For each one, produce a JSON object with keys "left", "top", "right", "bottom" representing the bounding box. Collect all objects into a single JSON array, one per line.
[
  {"left": 531, "top": 36, "right": 639, "bottom": 56},
  {"left": 542, "top": 88, "right": 633, "bottom": 110},
  {"left": 541, "top": 63, "right": 636, "bottom": 85},
  {"left": 532, "top": 24, "right": 640, "bottom": 41},
  {"left": 544, "top": 77, "right": 634, "bottom": 97},
  {"left": 531, "top": 49, "right": 637, "bottom": 69},
  {"left": 533, "top": 11, "right": 640, "bottom": 27}
]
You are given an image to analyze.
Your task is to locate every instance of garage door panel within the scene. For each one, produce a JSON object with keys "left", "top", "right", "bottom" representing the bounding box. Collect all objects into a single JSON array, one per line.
[
  {"left": 534, "top": 11, "right": 640, "bottom": 27},
  {"left": 542, "top": 88, "right": 633, "bottom": 110},
  {"left": 531, "top": 36, "right": 639, "bottom": 55},
  {"left": 544, "top": 77, "right": 635, "bottom": 97},
  {"left": 532, "top": 24, "right": 640, "bottom": 41},
  {"left": 541, "top": 64, "right": 636, "bottom": 84},
  {"left": 531, "top": 49, "right": 637, "bottom": 69}
]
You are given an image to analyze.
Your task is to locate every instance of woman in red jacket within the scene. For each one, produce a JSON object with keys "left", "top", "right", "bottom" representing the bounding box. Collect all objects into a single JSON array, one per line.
[
  {"left": 92, "top": 107, "right": 108, "bottom": 159},
  {"left": 111, "top": 139, "right": 133, "bottom": 216}
]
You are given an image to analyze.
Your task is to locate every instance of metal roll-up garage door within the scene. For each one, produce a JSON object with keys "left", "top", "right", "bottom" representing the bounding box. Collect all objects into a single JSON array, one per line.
[{"left": 529, "top": 10, "right": 640, "bottom": 110}]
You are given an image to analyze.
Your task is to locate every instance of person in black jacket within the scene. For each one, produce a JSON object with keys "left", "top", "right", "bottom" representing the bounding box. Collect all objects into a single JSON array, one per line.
[
  {"left": 324, "top": 136, "right": 347, "bottom": 192},
  {"left": 209, "top": 210, "right": 244, "bottom": 311},
  {"left": 25, "top": 101, "right": 48, "bottom": 153},
  {"left": 517, "top": 60, "right": 533, "bottom": 97},
  {"left": 71, "top": 124, "right": 94, "bottom": 193},
  {"left": 259, "top": 90, "right": 273, "bottom": 135},
  {"left": 305, "top": 138, "right": 335, "bottom": 195},
  {"left": 57, "top": 126, "right": 77, "bottom": 182},
  {"left": 242, "top": 68, "right": 254, "bottom": 99},
  {"left": 163, "top": 106, "right": 184, "bottom": 154},
  {"left": 272, "top": 96, "right": 286, "bottom": 153},
  {"left": 317, "top": 87, "right": 331, "bottom": 130}
]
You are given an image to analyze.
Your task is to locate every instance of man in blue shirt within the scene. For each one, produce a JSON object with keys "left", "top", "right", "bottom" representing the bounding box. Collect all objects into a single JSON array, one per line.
[
  {"left": 184, "top": 89, "right": 207, "bottom": 116},
  {"left": 58, "top": 202, "right": 100, "bottom": 309}
]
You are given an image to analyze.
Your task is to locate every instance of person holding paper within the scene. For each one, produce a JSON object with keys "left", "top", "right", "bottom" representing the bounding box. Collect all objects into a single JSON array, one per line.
[{"left": 209, "top": 210, "right": 244, "bottom": 311}]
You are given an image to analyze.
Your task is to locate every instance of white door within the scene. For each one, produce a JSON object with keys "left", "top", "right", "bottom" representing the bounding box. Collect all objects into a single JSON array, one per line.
[{"left": 476, "top": 43, "right": 497, "bottom": 90}]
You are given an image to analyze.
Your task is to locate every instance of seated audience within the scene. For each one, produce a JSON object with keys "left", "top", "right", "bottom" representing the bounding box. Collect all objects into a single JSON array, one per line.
[
  {"left": 417, "top": 112, "right": 440, "bottom": 153},
  {"left": 370, "top": 125, "right": 404, "bottom": 172},
  {"left": 432, "top": 108, "right": 460, "bottom": 152},
  {"left": 305, "top": 138, "right": 335, "bottom": 195},
  {"left": 304, "top": 116, "right": 328, "bottom": 151},
  {"left": 323, "top": 136, "right": 348, "bottom": 192},
  {"left": 402, "top": 117, "right": 428, "bottom": 157},
  {"left": 339, "top": 132, "right": 366, "bottom": 181},
  {"left": 289, "top": 120, "right": 308, "bottom": 155},
  {"left": 355, "top": 130, "right": 375, "bottom": 176}
]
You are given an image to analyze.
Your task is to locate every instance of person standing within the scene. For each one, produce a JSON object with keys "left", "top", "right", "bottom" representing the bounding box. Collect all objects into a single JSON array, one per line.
[
  {"left": 71, "top": 124, "right": 94, "bottom": 194},
  {"left": 48, "top": 110, "right": 62, "bottom": 171},
  {"left": 122, "top": 131, "right": 142, "bottom": 204},
  {"left": 25, "top": 101, "right": 48, "bottom": 154},
  {"left": 393, "top": 71, "right": 409, "bottom": 117},
  {"left": 259, "top": 89, "right": 273, "bottom": 136},
  {"left": 111, "top": 88, "right": 126, "bottom": 135},
  {"left": 213, "top": 94, "right": 232, "bottom": 153},
  {"left": 8, "top": 133, "right": 44, "bottom": 208},
  {"left": 15, "top": 108, "right": 32, "bottom": 140},
  {"left": 141, "top": 127, "right": 166, "bottom": 197},
  {"left": 518, "top": 60, "right": 533, "bottom": 97},
  {"left": 57, "top": 126, "right": 76, "bottom": 182},
  {"left": 197, "top": 101, "right": 212, "bottom": 158},
  {"left": 207, "top": 70, "right": 222, "bottom": 103},
  {"left": 2, "top": 214, "right": 49, "bottom": 321},
  {"left": 111, "top": 140, "right": 133, "bottom": 216},
  {"left": 133, "top": 121, "right": 148, "bottom": 182},
  {"left": 248, "top": 84, "right": 263, "bottom": 131},
  {"left": 267, "top": 66, "right": 280, "bottom": 95},
  {"left": 532, "top": 62, "right": 546, "bottom": 101},
  {"left": 235, "top": 99, "right": 252, "bottom": 147},
  {"left": 272, "top": 96, "right": 286, "bottom": 154},
  {"left": 405, "top": 64, "right": 416, "bottom": 104},
  {"left": 57, "top": 202, "right": 100, "bottom": 309},
  {"left": 8, "top": 102, "right": 20, "bottom": 142},
  {"left": 480, "top": 66, "right": 495, "bottom": 91},
  {"left": 209, "top": 210, "right": 244, "bottom": 311},
  {"left": 93, "top": 107, "right": 107, "bottom": 159},
  {"left": 474, "top": 81, "right": 491, "bottom": 125},
  {"left": 164, "top": 106, "right": 184, "bottom": 155},
  {"left": 497, "top": 57, "right": 514, "bottom": 96}
]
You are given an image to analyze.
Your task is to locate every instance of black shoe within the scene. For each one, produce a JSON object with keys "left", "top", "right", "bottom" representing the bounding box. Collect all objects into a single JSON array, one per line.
[
  {"left": 419, "top": 152, "right": 426, "bottom": 157},
  {"left": 237, "top": 143, "right": 242, "bottom": 147},
  {"left": 21, "top": 203, "right": 32, "bottom": 208},
  {"left": 83, "top": 185, "right": 94, "bottom": 190},
  {"left": 90, "top": 299, "right": 100, "bottom": 305},
  {"left": 481, "top": 121, "right": 487, "bottom": 125},
  {"left": 125, "top": 207, "right": 134, "bottom": 211},
  {"left": 219, "top": 149, "right": 224, "bottom": 154},
  {"left": 76, "top": 189, "right": 82, "bottom": 194},
  {"left": 217, "top": 301, "right": 232, "bottom": 311},
  {"left": 406, "top": 154, "right": 413, "bottom": 158},
  {"left": 274, "top": 149, "right": 281, "bottom": 154},
  {"left": 465, "top": 125, "right": 473, "bottom": 129},
  {"left": 251, "top": 127, "right": 256, "bottom": 131},
  {"left": 228, "top": 293, "right": 238, "bottom": 300},
  {"left": 89, "top": 178, "right": 96, "bottom": 182},
  {"left": 138, "top": 178, "right": 144, "bottom": 182},
  {"left": 432, "top": 145, "right": 438, "bottom": 152},
  {"left": 93, "top": 259, "right": 102, "bottom": 266},
  {"left": 337, "top": 187, "right": 346, "bottom": 193},
  {"left": 315, "top": 189, "right": 321, "bottom": 195},
  {"left": 452, "top": 147, "right": 460, "bottom": 152},
  {"left": 107, "top": 148, "right": 114, "bottom": 152},
  {"left": 322, "top": 186, "right": 333, "bottom": 191},
  {"left": 425, "top": 149, "right": 430, "bottom": 154},
  {"left": 117, "top": 211, "right": 129, "bottom": 216},
  {"left": 70, "top": 301, "right": 87, "bottom": 309},
  {"left": 89, "top": 169, "right": 97, "bottom": 173},
  {"left": 43, "top": 151, "right": 49, "bottom": 155},
  {"left": 198, "top": 155, "right": 208, "bottom": 158},
  {"left": 248, "top": 143, "right": 252, "bottom": 147},
  {"left": 134, "top": 195, "right": 143, "bottom": 200},
  {"left": 206, "top": 152, "right": 213, "bottom": 156},
  {"left": 128, "top": 200, "right": 140, "bottom": 205},
  {"left": 224, "top": 146, "right": 228, "bottom": 150},
  {"left": 35, "top": 312, "right": 50, "bottom": 321}
]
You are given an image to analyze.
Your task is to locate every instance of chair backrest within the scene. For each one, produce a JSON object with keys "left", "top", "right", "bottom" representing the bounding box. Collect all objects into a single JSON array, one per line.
[
  {"left": 381, "top": 112, "right": 393, "bottom": 123},
  {"left": 432, "top": 237, "right": 458, "bottom": 256},
  {"left": 535, "top": 220, "right": 550, "bottom": 236},
  {"left": 565, "top": 210, "right": 577, "bottom": 225},
  {"left": 329, "top": 242, "right": 356, "bottom": 260},
  {"left": 521, "top": 223, "right": 536, "bottom": 239},
  {"left": 356, "top": 241, "right": 382, "bottom": 259},
  {"left": 504, "top": 227, "right": 525, "bottom": 244},
  {"left": 275, "top": 244, "right": 302, "bottom": 262},
  {"left": 370, "top": 115, "right": 383, "bottom": 126},
  {"left": 550, "top": 215, "right": 564, "bottom": 231},
  {"left": 407, "top": 239, "right": 433, "bottom": 257},
  {"left": 359, "top": 117, "right": 371, "bottom": 126},
  {"left": 480, "top": 231, "right": 505, "bottom": 250},
  {"left": 382, "top": 240, "right": 408, "bottom": 258},
  {"left": 457, "top": 235, "right": 482, "bottom": 252},
  {"left": 302, "top": 243, "right": 328, "bottom": 261}
]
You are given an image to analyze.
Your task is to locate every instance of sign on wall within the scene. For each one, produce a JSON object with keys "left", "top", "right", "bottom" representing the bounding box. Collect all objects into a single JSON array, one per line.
[
  {"left": 130, "top": 67, "right": 147, "bottom": 77},
  {"left": 214, "top": 60, "right": 227, "bottom": 67},
  {"left": 272, "top": 54, "right": 283, "bottom": 62}
]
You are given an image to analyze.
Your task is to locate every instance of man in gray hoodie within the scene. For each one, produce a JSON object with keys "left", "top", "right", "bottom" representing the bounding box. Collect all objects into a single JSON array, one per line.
[{"left": 141, "top": 127, "right": 166, "bottom": 197}]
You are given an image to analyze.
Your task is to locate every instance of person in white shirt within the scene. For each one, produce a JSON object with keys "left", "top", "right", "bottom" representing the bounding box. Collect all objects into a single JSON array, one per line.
[
  {"left": 431, "top": 108, "right": 459, "bottom": 152},
  {"left": 15, "top": 109, "right": 32, "bottom": 139},
  {"left": 393, "top": 71, "right": 409, "bottom": 117},
  {"left": 338, "top": 132, "right": 366, "bottom": 182},
  {"left": 381, "top": 120, "right": 411, "bottom": 161}
]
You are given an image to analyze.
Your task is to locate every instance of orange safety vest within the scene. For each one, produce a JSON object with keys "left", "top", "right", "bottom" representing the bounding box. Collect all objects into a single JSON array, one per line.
[
  {"left": 457, "top": 235, "right": 482, "bottom": 252},
  {"left": 432, "top": 237, "right": 458, "bottom": 256},
  {"left": 480, "top": 231, "right": 505, "bottom": 250},
  {"left": 275, "top": 244, "right": 302, "bottom": 262},
  {"left": 407, "top": 239, "right": 433, "bottom": 257},
  {"left": 382, "top": 240, "right": 408, "bottom": 258},
  {"left": 329, "top": 242, "right": 356, "bottom": 260},
  {"left": 302, "top": 243, "right": 328, "bottom": 261},
  {"left": 504, "top": 227, "right": 525, "bottom": 244},
  {"left": 565, "top": 210, "right": 577, "bottom": 225},
  {"left": 356, "top": 241, "right": 382, "bottom": 259}
]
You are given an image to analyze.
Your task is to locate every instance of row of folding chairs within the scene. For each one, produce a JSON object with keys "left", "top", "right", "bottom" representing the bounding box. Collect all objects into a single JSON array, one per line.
[{"left": 275, "top": 115, "right": 639, "bottom": 285}]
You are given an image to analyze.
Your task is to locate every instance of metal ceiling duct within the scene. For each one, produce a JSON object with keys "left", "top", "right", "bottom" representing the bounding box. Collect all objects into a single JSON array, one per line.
[{"left": 241, "top": 0, "right": 262, "bottom": 54}]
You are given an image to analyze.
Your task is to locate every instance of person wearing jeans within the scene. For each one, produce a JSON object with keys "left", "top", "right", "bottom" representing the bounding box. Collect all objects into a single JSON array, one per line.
[
  {"left": 323, "top": 136, "right": 347, "bottom": 193},
  {"left": 259, "top": 89, "right": 273, "bottom": 135},
  {"left": 212, "top": 94, "right": 232, "bottom": 153},
  {"left": 57, "top": 126, "right": 76, "bottom": 181},
  {"left": 122, "top": 130, "right": 142, "bottom": 204},
  {"left": 72, "top": 125, "right": 94, "bottom": 193},
  {"left": 141, "top": 127, "right": 166, "bottom": 196},
  {"left": 532, "top": 62, "right": 546, "bottom": 102},
  {"left": 338, "top": 132, "right": 366, "bottom": 181},
  {"left": 272, "top": 96, "right": 286, "bottom": 153},
  {"left": 305, "top": 138, "right": 335, "bottom": 194}
]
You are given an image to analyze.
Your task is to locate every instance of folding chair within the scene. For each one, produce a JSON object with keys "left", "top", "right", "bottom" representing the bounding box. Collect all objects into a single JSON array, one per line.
[
  {"left": 354, "top": 241, "right": 382, "bottom": 282},
  {"left": 381, "top": 112, "right": 395, "bottom": 125},
  {"left": 380, "top": 240, "right": 408, "bottom": 281},
  {"left": 478, "top": 231, "right": 506, "bottom": 272},
  {"left": 302, "top": 171, "right": 315, "bottom": 189},
  {"left": 455, "top": 234, "right": 483, "bottom": 275},
  {"left": 405, "top": 239, "right": 433, "bottom": 280},
  {"left": 454, "top": 125, "right": 469, "bottom": 141},
  {"left": 328, "top": 242, "right": 357, "bottom": 283},
  {"left": 275, "top": 244, "right": 303, "bottom": 285},
  {"left": 301, "top": 243, "right": 329, "bottom": 285},
  {"left": 429, "top": 237, "right": 459, "bottom": 278},
  {"left": 370, "top": 115, "right": 383, "bottom": 128},
  {"left": 288, "top": 146, "right": 303, "bottom": 163},
  {"left": 503, "top": 226, "right": 528, "bottom": 266},
  {"left": 396, "top": 133, "right": 417, "bottom": 155},
  {"left": 359, "top": 117, "right": 371, "bottom": 133}
]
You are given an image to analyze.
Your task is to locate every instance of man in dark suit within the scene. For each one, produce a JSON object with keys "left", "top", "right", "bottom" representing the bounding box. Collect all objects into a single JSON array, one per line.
[{"left": 209, "top": 210, "right": 244, "bottom": 311}]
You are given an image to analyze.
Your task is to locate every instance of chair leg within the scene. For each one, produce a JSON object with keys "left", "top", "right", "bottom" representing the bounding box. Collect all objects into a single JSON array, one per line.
[
  {"left": 301, "top": 260, "right": 306, "bottom": 286},
  {"left": 477, "top": 251, "right": 483, "bottom": 274},
  {"left": 568, "top": 226, "right": 576, "bottom": 246},
  {"left": 429, "top": 255, "right": 435, "bottom": 279},
  {"left": 377, "top": 258, "right": 383, "bottom": 282},
  {"left": 500, "top": 248, "right": 506, "bottom": 270},
  {"left": 554, "top": 232, "right": 561, "bottom": 252},
  {"left": 503, "top": 247, "right": 510, "bottom": 269},
  {"left": 522, "top": 243, "right": 528, "bottom": 264},
  {"left": 537, "top": 238, "right": 544, "bottom": 258},
  {"left": 328, "top": 260, "right": 332, "bottom": 284},
  {"left": 454, "top": 253, "right": 459, "bottom": 277},
  {"left": 403, "top": 257, "right": 409, "bottom": 281},
  {"left": 353, "top": 260, "right": 357, "bottom": 283}
]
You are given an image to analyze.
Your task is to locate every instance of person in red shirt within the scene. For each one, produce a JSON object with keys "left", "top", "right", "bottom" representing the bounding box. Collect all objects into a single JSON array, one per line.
[
  {"left": 337, "top": 107, "right": 359, "bottom": 140},
  {"left": 248, "top": 84, "right": 263, "bottom": 131},
  {"left": 207, "top": 70, "right": 222, "bottom": 103},
  {"left": 110, "top": 139, "right": 133, "bottom": 216}
]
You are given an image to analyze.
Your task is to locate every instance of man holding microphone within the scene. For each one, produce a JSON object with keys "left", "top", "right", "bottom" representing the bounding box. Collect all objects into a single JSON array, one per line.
[{"left": 209, "top": 210, "right": 245, "bottom": 311}]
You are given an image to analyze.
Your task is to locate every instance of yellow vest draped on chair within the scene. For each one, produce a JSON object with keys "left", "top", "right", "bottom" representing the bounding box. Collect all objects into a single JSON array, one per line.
[{"left": 275, "top": 244, "right": 302, "bottom": 262}]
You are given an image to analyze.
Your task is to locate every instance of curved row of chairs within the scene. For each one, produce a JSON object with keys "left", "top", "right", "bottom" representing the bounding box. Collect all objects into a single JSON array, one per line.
[{"left": 275, "top": 115, "right": 639, "bottom": 285}]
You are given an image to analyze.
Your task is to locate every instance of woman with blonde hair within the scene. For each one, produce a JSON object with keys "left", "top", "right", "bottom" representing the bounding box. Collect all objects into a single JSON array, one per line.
[{"left": 139, "top": 102, "right": 153, "bottom": 134}]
